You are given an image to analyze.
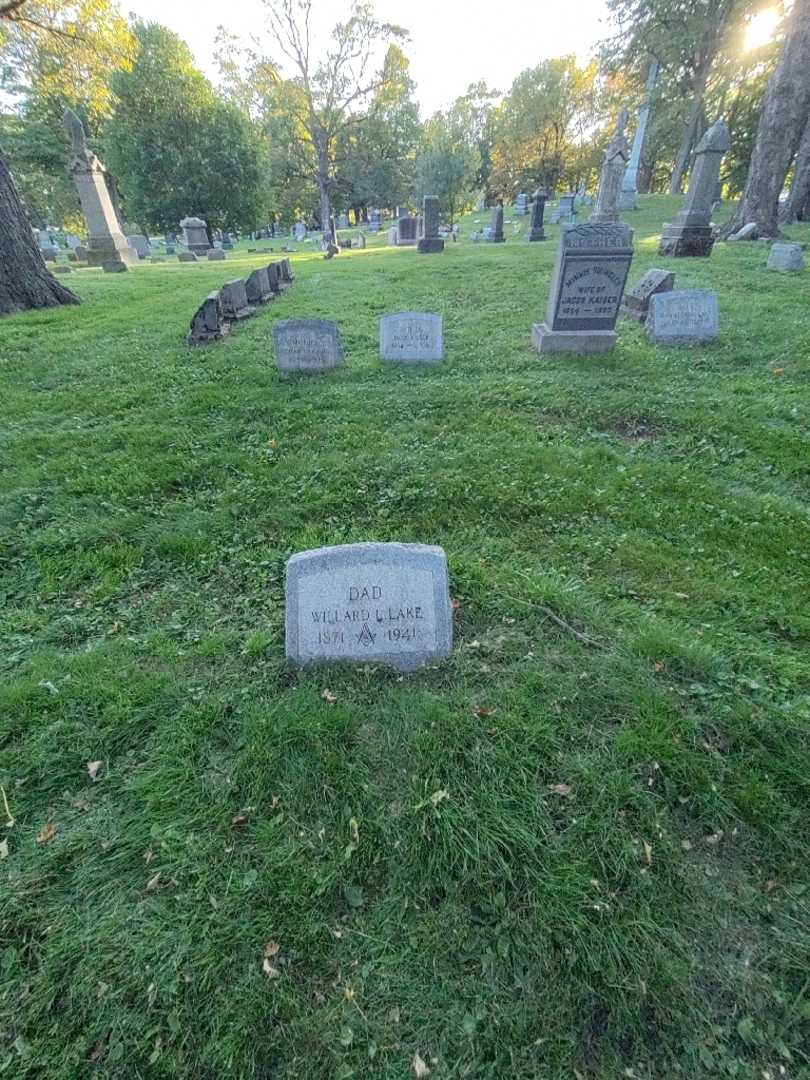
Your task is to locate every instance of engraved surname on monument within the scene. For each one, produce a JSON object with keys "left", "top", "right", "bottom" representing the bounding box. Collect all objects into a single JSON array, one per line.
[
  {"left": 552, "top": 255, "right": 631, "bottom": 331},
  {"left": 298, "top": 565, "right": 437, "bottom": 661}
]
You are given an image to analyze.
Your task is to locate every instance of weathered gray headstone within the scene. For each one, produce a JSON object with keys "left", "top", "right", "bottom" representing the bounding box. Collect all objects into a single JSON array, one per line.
[
  {"left": 187, "top": 291, "right": 230, "bottom": 345},
  {"left": 533, "top": 222, "right": 634, "bottom": 355},
  {"left": 767, "top": 243, "right": 805, "bottom": 272},
  {"left": 74, "top": 245, "right": 88, "bottom": 261},
  {"left": 220, "top": 279, "right": 254, "bottom": 321},
  {"left": 273, "top": 319, "right": 344, "bottom": 373},
  {"left": 245, "top": 266, "right": 273, "bottom": 304},
  {"left": 279, "top": 258, "right": 294, "bottom": 284},
  {"left": 491, "top": 202, "right": 505, "bottom": 242},
  {"left": 619, "top": 60, "right": 659, "bottom": 211},
  {"left": 63, "top": 108, "right": 135, "bottom": 268},
  {"left": 54, "top": 265, "right": 73, "bottom": 274},
  {"left": 646, "top": 289, "right": 719, "bottom": 344},
  {"left": 591, "top": 109, "right": 631, "bottom": 225},
  {"left": 380, "top": 313, "right": 444, "bottom": 363},
  {"left": 728, "top": 222, "right": 758, "bottom": 241},
  {"left": 659, "top": 119, "right": 730, "bottom": 257},
  {"left": 127, "top": 234, "right": 150, "bottom": 259},
  {"left": 356, "top": 232, "right": 366, "bottom": 249},
  {"left": 622, "top": 268, "right": 675, "bottom": 322},
  {"left": 285, "top": 542, "right": 452, "bottom": 671},
  {"left": 102, "top": 259, "right": 128, "bottom": 273},
  {"left": 528, "top": 189, "right": 547, "bottom": 242},
  {"left": 266, "top": 263, "right": 282, "bottom": 294},
  {"left": 180, "top": 216, "right": 211, "bottom": 255},
  {"left": 207, "top": 248, "right": 226, "bottom": 261},
  {"left": 417, "top": 195, "right": 444, "bottom": 254},
  {"left": 515, "top": 192, "right": 529, "bottom": 215},
  {"left": 177, "top": 252, "right": 198, "bottom": 263}
]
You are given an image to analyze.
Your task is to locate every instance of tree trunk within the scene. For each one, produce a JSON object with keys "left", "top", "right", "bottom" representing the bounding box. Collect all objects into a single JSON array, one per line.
[
  {"left": 780, "top": 114, "right": 810, "bottom": 223},
  {"left": 727, "top": 0, "right": 810, "bottom": 237},
  {"left": 0, "top": 153, "right": 80, "bottom": 316},
  {"left": 670, "top": 96, "right": 707, "bottom": 195}
]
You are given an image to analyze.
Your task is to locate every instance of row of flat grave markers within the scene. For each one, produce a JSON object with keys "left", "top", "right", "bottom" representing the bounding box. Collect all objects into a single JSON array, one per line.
[
  {"left": 272, "top": 312, "right": 444, "bottom": 372},
  {"left": 532, "top": 220, "right": 721, "bottom": 353}
]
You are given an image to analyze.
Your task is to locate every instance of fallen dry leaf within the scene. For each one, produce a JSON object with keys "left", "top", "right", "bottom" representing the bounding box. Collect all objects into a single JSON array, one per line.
[
  {"left": 413, "top": 1051, "right": 431, "bottom": 1078},
  {"left": 88, "top": 1039, "right": 106, "bottom": 1063},
  {"left": 473, "top": 705, "right": 496, "bottom": 718},
  {"left": 643, "top": 840, "right": 653, "bottom": 866},
  {"left": 36, "top": 822, "right": 58, "bottom": 844},
  {"left": 548, "top": 783, "right": 572, "bottom": 797},
  {"left": 145, "top": 872, "right": 161, "bottom": 892},
  {"left": 321, "top": 689, "right": 337, "bottom": 704},
  {"left": 87, "top": 760, "right": 103, "bottom": 782},
  {"left": 263, "top": 940, "right": 280, "bottom": 959},
  {"left": 772, "top": 367, "right": 784, "bottom": 376},
  {"left": 654, "top": 661, "right": 665, "bottom": 673},
  {"left": 262, "top": 954, "right": 281, "bottom": 979},
  {"left": 0, "top": 839, "right": 8, "bottom": 860},
  {"left": 429, "top": 789, "right": 449, "bottom": 807},
  {"left": 231, "top": 807, "right": 254, "bottom": 827},
  {"left": 144, "top": 849, "right": 155, "bottom": 864},
  {"left": 270, "top": 795, "right": 281, "bottom": 811}
]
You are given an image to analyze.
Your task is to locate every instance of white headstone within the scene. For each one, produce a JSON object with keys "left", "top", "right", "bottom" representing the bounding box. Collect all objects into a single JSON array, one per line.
[
  {"left": 646, "top": 290, "right": 719, "bottom": 344},
  {"left": 380, "top": 313, "right": 444, "bottom": 363}
]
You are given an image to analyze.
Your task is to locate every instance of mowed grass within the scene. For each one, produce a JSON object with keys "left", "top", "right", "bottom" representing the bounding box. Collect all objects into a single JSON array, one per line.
[{"left": 1, "top": 196, "right": 809, "bottom": 1079}]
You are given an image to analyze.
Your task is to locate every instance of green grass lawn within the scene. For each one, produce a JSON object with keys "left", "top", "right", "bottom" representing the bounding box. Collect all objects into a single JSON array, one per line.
[{"left": 2, "top": 196, "right": 809, "bottom": 1079}]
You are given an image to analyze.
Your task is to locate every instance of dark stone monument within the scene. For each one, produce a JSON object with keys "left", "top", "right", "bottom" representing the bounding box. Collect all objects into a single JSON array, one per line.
[
  {"left": 591, "top": 109, "right": 630, "bottom": 225},
  {"left": 397, "top": 215, "right": 418, "bottom": 245},
  {"left": 266, "top": 263, "right": 282, "bottom": 294},
  {"left": 532, "top": 222, "right": 634, "bottom": 355},
  {"left": 528, "top": 190, "right": 547, "bottom": 242},
  {"left": 659, "top": 119, "right": 730, "bottom": 257},
  {"left": 187, "top": 291, "right": 230, "bottom": 345},
  {"left": 622, "top": 268, "right": 675, "bottom": 322},
  {"left": 417, "top": 195, "right": 444, "bottom": 254},
  {"left": 491, "top": 201, "right": 505, "bottom": 242},
  {"left": 220, "top": 279, "right": 255, "bottom": 321},
  {"left": 245, "top": 267, "right": 273, "bottom": 304}
]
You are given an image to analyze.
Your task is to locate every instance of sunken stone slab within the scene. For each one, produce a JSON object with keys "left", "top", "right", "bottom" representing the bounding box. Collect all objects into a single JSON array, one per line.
[
  {"left": 285, "top": 542, "right": 452, "bottom": 671},
  {"left": 102, "top": 259, "right": 128, "bottom": 273},
  {"left": 767, "top": 243, "right": 805, "bottom": 273},
  {"left": 647, "top": 289, "right": 719, "bottom": 344},
  {"left": 177, "top": 252, "right": 198, "bottom": 262},
  {"left": 380, "top": 313, "right": 444, "bottom": 363},
  {"left": 207, "top": 248, "right": 226, "bottom": 261},
  {"left": 622, "top": 268, "right": 675, "bottom": 322},
  {"left": 273, "top": 318, "right": 344, "bottom": 373}
]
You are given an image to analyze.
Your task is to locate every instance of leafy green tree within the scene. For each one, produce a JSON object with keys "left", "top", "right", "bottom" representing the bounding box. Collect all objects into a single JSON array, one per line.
[
  {"left": 415, "top": 101, "right": 481, "bottom": 225},
  {"left": 213, "top": 26, "right": 279, "bottom": 119},
  {"left": 104, "top": 22, "right": 268, "bottom": 236}
]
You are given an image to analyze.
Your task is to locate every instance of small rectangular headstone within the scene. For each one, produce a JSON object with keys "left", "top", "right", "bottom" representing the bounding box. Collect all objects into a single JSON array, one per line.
[
  {"left": 767, "top": 243, "right": 805, "bottom": 273},
  {"left": 380, "top": 313, "right": 444, "bottom": 363},
  {"left": 285, "top": 542, "right": 452, "bottom": 671},
  {"left": 646, "top": 289, "right": 719, "bottom": 344},
  {"left": 207, "top": 248, "right": 226, "bottom": 261},
  {"left": 266, "top": 263, "right": 282, "bottom": 293},
  {"left": 622, "top": 268, "right": 675, "bottom": 322},
  {"left": 245, "top": 267, "right": 273, "bottom": 304},
  {"left": 220, "top": 279, "right": 254, "bottom": 320},
  {"left": 177, "top": 252, "right": 198, "bottom": 262},
  {"left": 102, "top": 260, "right": 128, "bottom": 273},
  {"left": 273, "top": 318, "right": 344, "bottom": 373}
]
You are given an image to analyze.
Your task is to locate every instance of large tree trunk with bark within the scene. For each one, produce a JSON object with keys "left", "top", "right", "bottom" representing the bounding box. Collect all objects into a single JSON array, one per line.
[
  {"left": 780, "top": 114, "right": 810, "bottom": 223},
  {"left": 0, "top": 152, "right": 80, "bottom": 316},
  {"left": 726, "top": 0, "right": 810, "bottom": 237}
]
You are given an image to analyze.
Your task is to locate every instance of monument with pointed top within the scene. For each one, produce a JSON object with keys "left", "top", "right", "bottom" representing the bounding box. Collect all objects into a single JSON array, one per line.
[
  {"left": 591, "top": 110, "right": 631, "bottom": 225},
  {"left": 619, "top": 60, "right": 659, "bottom": 211},
  {"left": 659, "top": 120, "right": 730, "bottom": 257},
  {"left": 63, "top": 107, "right": 135, "bottom": 268}
]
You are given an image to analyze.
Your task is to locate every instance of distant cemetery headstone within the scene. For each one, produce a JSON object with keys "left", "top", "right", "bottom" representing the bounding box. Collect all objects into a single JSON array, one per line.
[
  {"left": 622, "top": 268, "right": 675, "bottom": 322},
  {"left": 187, "top": 291, "right": 230, "bottom": 346},
  {"left": 417, "top": 195, "right": 444, "bottom": 254},
  {"left": 66, "top": 234, "right": 82, "bottom": 249},
  {"left": 528, "top": 189, "right": 547, "bottom": 242},
  {"left": 54, "top": 265, "right": 72, "bottom": 274},
  {"left": 221, "top": 232, "right": 234, "bottom": 250},
  {"left": 177, "top": 252, "right": 198, "bottom": 262},
  {"left": 767, "top": 243, "right": 805, "bottom": 273},
  {"left": 532, "top": 221, "right": 634, "bottom": 355},
  {"left": 74, "top": 245, "right": 88, "bottom": 261},
  {"left": 180, "top": 216, "right": 211, "bottom": 255},
  {"left": 245, "top": 267, "right": 273, "bottom": 304},
  {"left": 368, "top": 209, "right": 382, "bottom": 232},
  {"left": 127, "top": 234, "right": 150, "bottom": 259},
  {"left": 515, "top": 192, "right": 529, "bottom": 215},
  {"left": 659, "top": 120, "right": 730, "bottom": 257},
  {"left": 207, "top": 248, "right": 226, "bottom": 261},
  {"left": 293, "top": 221, "right": 307, "bottom": 241},
  {"left": 273, "top": 318, "right": 344, "bottom": 373},
  {"left": 285, "top": 542, "right": 452, "bottom": 671},
  {"left": 646, "top": 289, "right": 719, "bottom": 344},
  {"left": 397, "top": 215, "right": 418, "bottom": 246},
  {"left": 102, "top": 259, "right": 128, "bottom": 273},
  {"left": 380, "top": 313, "right": 444, "bottom": 363},
  {"left": 266, "top": 263, "right": 282, "bottom": 294},
  {"left": 591, "top": 109, "right": 630, "bottom": 225},
  {"left": 356, "top": 232, "right": 366, "bottom": 248},
  {"left": 220, "top": 279, "right": 254, "bottom": 321},
  {"left": 338, "top": 212, "right": 350, "bottom": 229},
  {"left": 490, "top": 201, "right": 505, "bottom": 242}
]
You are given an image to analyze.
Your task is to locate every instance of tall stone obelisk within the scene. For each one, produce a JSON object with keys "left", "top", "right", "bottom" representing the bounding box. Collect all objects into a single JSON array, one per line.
[
  {"left": 63, "top": 107, "right": 135, "bottom": 268},
  {"left": 591, "top": 110, "right": 631, "bottom": 225},
  {"left": 619, "top": 60, "right": 659, "bottom": 211},
  {"left": 659, "top": 119, "right": 730, "bottom": 257}
]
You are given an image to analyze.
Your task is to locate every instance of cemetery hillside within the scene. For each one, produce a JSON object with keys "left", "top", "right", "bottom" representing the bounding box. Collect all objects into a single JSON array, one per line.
[{"left": 2, "top": 2, "right": 810, "bottom": 1078}]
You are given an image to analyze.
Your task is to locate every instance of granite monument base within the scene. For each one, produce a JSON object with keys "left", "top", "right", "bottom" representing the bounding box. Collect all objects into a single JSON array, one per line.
[
  {"left": 417, "top": 237, "right": 445, "bottom": 254},
  {"left": 528, "top": 227, "right": 546, "bottom": 242},
  {"left": 532, "top": 323, "right": 617, "bottom": 355},
  {"left": 659, "top": 224, "right": 716, "bottom": 257}
]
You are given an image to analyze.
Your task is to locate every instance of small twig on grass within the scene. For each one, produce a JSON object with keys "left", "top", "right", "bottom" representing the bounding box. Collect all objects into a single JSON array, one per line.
[
  {"left": 1, "top": 786, "right": 15, "bottom": 828},
  {"left": 501, "top": 592, "right": 605, "bottom": 650}
]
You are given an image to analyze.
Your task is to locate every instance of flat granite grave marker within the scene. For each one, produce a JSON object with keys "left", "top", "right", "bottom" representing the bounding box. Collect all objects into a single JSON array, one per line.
[
  {"left": 532, "top": 222, "right": 634, "bottom": 354},
  {"left": 273, "top": 318, "right": 344, "bottom": 373},
  {"left": 622, "top": 268, "right": 675, "bottom": 322},
  {"left": 767, "top": 243, "right": 805, "bottom": 273},
  {"left": 380, "top": 313, "right": 444, "bottom": 363},
  {"left": 646, "top": 289, "right": 719, "bottom": 344},
  {"left": 285, "top": 542, "right": 452, "bottom": 671}
]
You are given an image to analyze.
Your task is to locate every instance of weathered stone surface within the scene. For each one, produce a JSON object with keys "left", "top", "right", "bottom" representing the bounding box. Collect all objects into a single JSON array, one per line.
[
  {"left": 491, "top": 202, "right": 505, "bottom": 242},
  {"left": 180, "top": 216, "right": 210, "bottom": 255},
  {"left": 102, "top": 259, "right": 128, "bottom": 273},
  {"left": 356, "top": 233, "right": 366, "bottom": 248},
  {"left": 177, "top": 252, "right": 198, "bottom": 262},
  {"left": 207, "top": 248, "right": 226, "bottom": 261},
  {"left": 515, "top": 192, "right": 529, "bottom": 215},
  {"left": 659, "top": 119, "right": 729, "bottom": 257},
  {"left": 273, "top": 318, "right": 344, "bottom": 373},
  {"left": 646, "top": 289, "right": 719, "bottom": 344},
  {"left": 74, "top": 245, "right": 88, "bottom": 261},
  {"left": 245, "top": 267, "right": 273, "bottom": 304},
  {"left": 150, "top": 257, "right": 166, "bottom": 263},
  {"left": 285, "top": 542, "right": 452, "bottom": 671},
  {"left": 54, "top": 265, "right": 73, "bottom": 274},
  {"left": 591, "top": 109, "right": 631, "bottom": 224},
  {"left": 533, "top": 222, "right": 634, "bottom": 355},
  {"left": 380, "top": 313, "right": 444, "bottom": 363},
  {"left": 528, "top": 190, "right": 547, "bottom": 241},
  {"left": 621, "top": 268, "right": 675, "bottom": 322},
  {"left": 266, "top": 263, "right": 282, "bottom": 293},
  {"left": 767, "top": 242, "right": 805, "bottom": 272},
  {"left": 728, "top": 222, "right": 759, "bottom": 241},
  {"left": 127, "top": 234, "right": 150, "bottom": 258},
  {"left": 418, "top": 195, "right": 444, "bottom": 254},
  {"left": 187, "top": 290, "right": 230, "bottom": 345},
  {"left": 220, "top": 279, "right": 255, "bottom": 321},
  {"left": 280, "top": 258, "right": 294, "bottom": 283},
  {"left": 397, "top": 216, "right": 418, "bottom": 245}
]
